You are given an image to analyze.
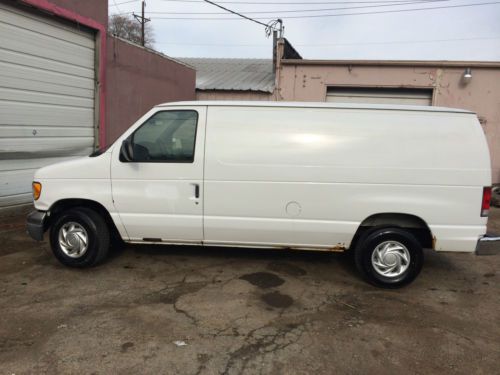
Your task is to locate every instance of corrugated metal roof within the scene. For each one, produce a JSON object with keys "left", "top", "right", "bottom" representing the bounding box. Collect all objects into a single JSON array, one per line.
[{"left": 178, "top": 58, "right": 275, "bottom": 93}]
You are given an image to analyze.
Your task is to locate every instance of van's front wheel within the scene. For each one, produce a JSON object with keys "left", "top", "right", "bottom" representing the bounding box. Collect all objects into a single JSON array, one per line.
[
  {"left": 355, "top": 228, "right": 423, "bottom": 288},
  {"left": 49, "top": 207, "right": 110, "bottom": 267}
]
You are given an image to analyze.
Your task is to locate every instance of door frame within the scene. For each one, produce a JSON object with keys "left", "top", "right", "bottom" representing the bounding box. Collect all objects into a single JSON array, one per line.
[{"left": 110, "top": 105, "right": 207, "bottom": 243}]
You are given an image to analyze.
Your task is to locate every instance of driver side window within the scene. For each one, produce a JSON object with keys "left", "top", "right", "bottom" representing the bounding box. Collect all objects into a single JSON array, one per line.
[{"left": 132, "top": 110, "right": 198, "bottom": 162}]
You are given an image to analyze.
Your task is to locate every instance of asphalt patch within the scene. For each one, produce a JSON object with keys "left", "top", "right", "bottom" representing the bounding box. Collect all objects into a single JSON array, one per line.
[
  {"left": 261, "top": 291, "right": 294, "bottom": 308},
  {"left": 121, "top": 342, "right": 134, "bottom": 353},
  {"left": 239, "top": 272, "right": 285, "bottom": 289}
]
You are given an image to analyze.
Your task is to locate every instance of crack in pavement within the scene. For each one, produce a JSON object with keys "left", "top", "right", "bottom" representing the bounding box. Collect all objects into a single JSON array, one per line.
[{"left": 221, "top": 322, "right": 307, "bottom": 375}]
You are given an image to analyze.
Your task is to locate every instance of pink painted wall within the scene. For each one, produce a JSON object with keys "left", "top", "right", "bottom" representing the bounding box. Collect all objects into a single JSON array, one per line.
[
  {"left": 37, "top": 0, "right": 107, "bottom": 25},
  {"left": 278, "top": 63, "right": 500, "bottom": 183},
  {"left": 196, "top": 90, "right": 273, "bottom": 101},
  {"left": 106, "top": 37, "right": 196, "bottom": 144}
]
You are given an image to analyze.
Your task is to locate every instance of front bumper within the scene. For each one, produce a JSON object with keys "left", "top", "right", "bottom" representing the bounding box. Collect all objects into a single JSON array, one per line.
[
  {"left": 476, "top": 234, "right": 500, "bottom": 255},
  {"left": 26, "top": 210, "right": 47, "bottom": 241}
]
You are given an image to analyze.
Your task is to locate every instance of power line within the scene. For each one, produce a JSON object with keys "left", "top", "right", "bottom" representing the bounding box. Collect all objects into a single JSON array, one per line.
[
  {"left": 154, "top": 36, "right": 500, "bottom": 47},
  {"left": 144, "top": 0, "right": 449, "bottom": 15},
  {"left": 299, "top": 36, "right": 500, "bottom": 46},
  {"left": 112, "top": 0, "right": 123, "bottom": 13},
  {"left": 201, "top": 0, "right": 270, "bottom": 27},
  {"left": 150, "top": 1, "right": 500, "bottom": 19},
  {"left": 160, "top": 0, "right": 443, "bottom": 4},
  {"left": 111, "top": 0, "right": 140, "bottom": 6},
  {"left": 155, "top": 36, "right": 500, "bottom": 47}
]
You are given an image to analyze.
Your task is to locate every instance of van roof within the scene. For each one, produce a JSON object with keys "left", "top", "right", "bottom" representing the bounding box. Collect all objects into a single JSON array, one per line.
[{"left": 157, "top": 101, "right": 473, "bottom": 114}]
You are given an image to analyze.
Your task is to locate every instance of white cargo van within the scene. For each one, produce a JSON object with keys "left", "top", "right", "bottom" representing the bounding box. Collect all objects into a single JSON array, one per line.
[{"left": 27, "top": 101, "right": 494, "bottom": 287}]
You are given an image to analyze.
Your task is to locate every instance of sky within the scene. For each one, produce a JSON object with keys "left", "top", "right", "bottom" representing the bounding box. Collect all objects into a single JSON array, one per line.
[{"left": 108, "top": 0, "right": 500, "bottom": 61}]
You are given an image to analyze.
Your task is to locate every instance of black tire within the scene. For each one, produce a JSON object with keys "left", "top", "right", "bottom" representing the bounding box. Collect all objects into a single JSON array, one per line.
[
  {"left": 354, "top": 227, "right": 424, "bottom": 288},
  {"left": 49, "top": 207, "right": 110, "bottom": 267}
]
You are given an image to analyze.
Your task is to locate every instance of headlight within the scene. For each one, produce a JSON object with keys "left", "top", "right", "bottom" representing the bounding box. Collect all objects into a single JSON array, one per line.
[{"left": 32, "top": 182, "right": 42, "bottom": 201}]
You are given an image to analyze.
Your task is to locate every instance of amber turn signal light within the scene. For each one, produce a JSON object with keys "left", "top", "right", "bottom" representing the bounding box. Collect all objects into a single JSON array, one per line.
[{"left": 32, "top": 182, "right": 42, "bottom": 201}]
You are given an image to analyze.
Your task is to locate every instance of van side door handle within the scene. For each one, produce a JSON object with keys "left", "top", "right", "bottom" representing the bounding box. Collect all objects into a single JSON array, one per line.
[{"left": 194, "top": 183, "right": 200, "bottom": 199}]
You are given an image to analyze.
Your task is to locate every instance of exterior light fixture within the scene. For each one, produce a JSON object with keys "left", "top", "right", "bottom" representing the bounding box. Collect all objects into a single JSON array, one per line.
[{"left": 462, "top": 68, "right": 472, "bottom": 85}]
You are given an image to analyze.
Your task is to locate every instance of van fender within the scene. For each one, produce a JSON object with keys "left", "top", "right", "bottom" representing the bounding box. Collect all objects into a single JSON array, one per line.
[
  {"left": 46, "top": 198, "right": 128, "bottom": 241},
  {"left": 351, "top": 213, "right": 434, "bottom": 250}
]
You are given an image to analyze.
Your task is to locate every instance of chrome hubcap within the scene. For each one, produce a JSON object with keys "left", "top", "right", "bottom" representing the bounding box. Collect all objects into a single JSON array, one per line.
[
  {"left": 371, "top": 241, "right": 410, "bottom": 278},
  {"left": 58, "top": 222, "right": 88, "bottom": 258}
]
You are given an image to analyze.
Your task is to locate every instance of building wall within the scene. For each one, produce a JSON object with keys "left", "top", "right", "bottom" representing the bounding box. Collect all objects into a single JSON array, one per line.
[
  {"left": 278, "top": 63, "right": 500, "bottom": 183},
  {"left": 106, "top": 36, "right": 196, "bottom": 144},
  {"left": 23, "top": 0, "right": 107, "bottom": 25},
  {"left": 196, "top": 90, "right": 274, "bottom": 101}
]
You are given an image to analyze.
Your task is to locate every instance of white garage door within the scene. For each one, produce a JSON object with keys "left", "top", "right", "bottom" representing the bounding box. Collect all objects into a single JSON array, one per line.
[
  {"left": 326, "top": 87, "right": 432, "bottom": 106},
  {"left": 0, "top": 3, "right": 96, "bottom": 208}
]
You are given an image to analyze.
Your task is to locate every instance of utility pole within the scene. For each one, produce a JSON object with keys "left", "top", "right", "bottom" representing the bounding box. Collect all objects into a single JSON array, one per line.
[
  {"left": 133, "top": 1, "right": 150, "bottom": 47},
  {"left": 272, "top": 19, "right": 283, "bottom": 73},
  {"left": 276, "top": 19, "right": 284, "bottom": 39}
]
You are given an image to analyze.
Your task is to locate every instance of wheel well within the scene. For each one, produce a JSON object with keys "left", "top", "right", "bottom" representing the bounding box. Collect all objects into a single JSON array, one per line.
[
  {"left": 350, "top": 213, "right": 434, "bottom": 250},
  {"left": 47, "top": 199, "right": 121, "bottom": 241}
]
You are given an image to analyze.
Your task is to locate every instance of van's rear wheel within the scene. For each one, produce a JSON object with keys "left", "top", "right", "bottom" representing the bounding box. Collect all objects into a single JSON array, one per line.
[
  {"left": 49, "top": 207, "right": 110, "bottom": 267},
  {"left": 354, "top": 228, "right": 423, "bottom": 288}
]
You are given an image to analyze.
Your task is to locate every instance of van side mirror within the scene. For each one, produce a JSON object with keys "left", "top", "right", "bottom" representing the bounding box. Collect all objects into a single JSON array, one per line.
[{"left": 120, "top": 138, "right": 134, "bottom": 162}]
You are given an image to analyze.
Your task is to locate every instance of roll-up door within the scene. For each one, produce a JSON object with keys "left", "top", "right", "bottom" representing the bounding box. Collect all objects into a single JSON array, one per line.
[
  {"left": 326, "top": 87, "right": 432, "bottom": 106},
  {"left": 0, "top": 2, "right": 96, "bottom": 208}
]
